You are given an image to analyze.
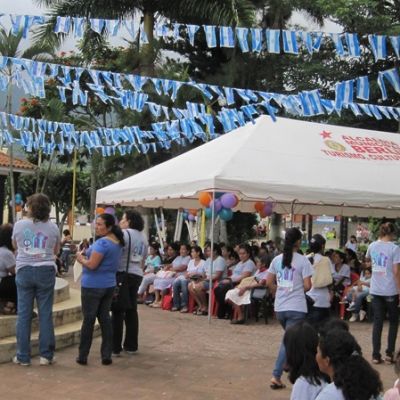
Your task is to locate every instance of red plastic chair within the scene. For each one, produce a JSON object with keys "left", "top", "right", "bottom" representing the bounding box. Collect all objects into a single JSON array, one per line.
[{"left": 188, "top": 292, "right": 196, "bottom": 313}]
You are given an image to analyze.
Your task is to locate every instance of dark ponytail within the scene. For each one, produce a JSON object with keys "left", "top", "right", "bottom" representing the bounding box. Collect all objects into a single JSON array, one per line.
[
  {"left": 282, "top": 228, "right": 303, "bottom": 269},
  {"left": 98, "top": 213, "right": 125, "bottom": 247},
  {"left": 379, "top": 222, "right": 396, "bottom": 238},
  {"left": 319, "top": 330, "right": 382, "bottom": 400}
]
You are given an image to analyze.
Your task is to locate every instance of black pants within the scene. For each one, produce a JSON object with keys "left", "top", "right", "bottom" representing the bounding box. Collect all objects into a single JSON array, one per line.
[
  {"left": 372, "top": 294, "right": 399, "bottom": 360},
  {"left": 214, "top": 281, "right": 233, "bottom": 319},
  {"left": 79, "top": 286, "right": 114, "bottom": 361},
  {"left": 0, "top": 275, "right": 17, "bottom": 304},
  {"left": 307, "top": 306, "right": 330, "bottom": 331},
  {"left": 112, "top": 274, "right": 142, "bottom": 353}
]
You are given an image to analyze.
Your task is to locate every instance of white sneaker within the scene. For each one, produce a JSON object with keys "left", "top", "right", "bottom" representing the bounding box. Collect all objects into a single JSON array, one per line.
[
  {"left": 359, "top": 310, "right": 367, "bottom": 321},
  {"left": 347, "top": 302, "right": 356, "bottom": 312},
  {"left": 349, "top": 313, "right": 358, "bottom": 322},
  {"left": 12, "top": 356, "right": 30, "bottom": 366},
  {"left": 39, "top": 356, "right": 55, "bottom": 366}
]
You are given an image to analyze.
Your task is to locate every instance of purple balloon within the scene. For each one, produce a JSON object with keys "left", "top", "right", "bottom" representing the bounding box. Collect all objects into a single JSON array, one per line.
[
  {"left": 210, "top": 199, "right": 222, "bottom": 213},
  {"left": 104, "top": 206, "right": 116, "bottom": 215},
  {"left": 263, "top": 202, "right": 273, "bottom": 216},
  {"left": 220, "top": 193, "right": 237, "bottom": 209},
  {"left": 188, "top": 214, "right": 196, "bottom": 221}
]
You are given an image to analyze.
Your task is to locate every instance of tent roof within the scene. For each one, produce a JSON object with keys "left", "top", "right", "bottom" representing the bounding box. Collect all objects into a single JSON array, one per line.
[{"left": 97, "top": 116, "right": 400, "bottom": 218}]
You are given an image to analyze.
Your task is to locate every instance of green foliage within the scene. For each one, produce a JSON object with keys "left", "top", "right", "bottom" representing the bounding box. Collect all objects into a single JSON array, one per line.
[{"left": 227, "top": 211, "right": 257, "bottom": 244}]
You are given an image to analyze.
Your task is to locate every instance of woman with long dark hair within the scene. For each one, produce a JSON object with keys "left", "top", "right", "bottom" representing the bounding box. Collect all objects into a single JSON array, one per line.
[
  {"left": 316, "top": 329, "right": 383, "bottom": 400},
  {"left": 366, "top": 222, "right": 400, "bottom": 365},
  {"left": 112, "top": 209, "right": 148, "bottom": 355},
  {"left": 12, "top": 194, "right": 60, "bottom": 366},
  {"left": 284, "top": 321, "right": 327, "bottom": 399},
  {"left": 306, "top": 234, "right": 332, "bottom": 329},
  {"left": 76, "top": 213, "right": 124, "bottom": 365},
  {"left": 0, "top": 224, "right": 17, "bottom": 312},
  {"left": 266, "top": 227, "right": 313, "bottom": 389}
]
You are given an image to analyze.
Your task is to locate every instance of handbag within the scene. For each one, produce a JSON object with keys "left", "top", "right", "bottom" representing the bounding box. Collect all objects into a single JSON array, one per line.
[
  {"left": 312, "top": 256, "right": 333, "bottom": 288},
  {"left": 112, "top": 231, "right": 132, "bottom": 311}
]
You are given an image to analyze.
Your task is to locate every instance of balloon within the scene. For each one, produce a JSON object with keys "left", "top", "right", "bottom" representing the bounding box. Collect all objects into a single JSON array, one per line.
[
  {"left": 259, "top": 210, "right": 268, "bottom": 218},
  {"left": 210, "top": 199, "right": 222, "bottom": 214},
  {"left": 15, "top": 193, "right": 22, "bottom": 201},
  {"left": 198, "top": 192, "right": 212, "bottom": 207},
  {"left": 219, "top": 207, "right": 233, "bottom": 221},
  {"left": 188, "top": 214, "right": 196, "bottom": 221},
  {"left": 254, "top": 201, "right": 264, "bottom": 212},
  {"left": 96, "top": 207, "right": 105, "bottom": 215},
  {"left": 204, "top": 208, "right": 213, "bottom": 219},
  {"left": 104, "top": 206, "right": 115, "bottom": 215},
  {"left": 15, "top": 205, "right": 22, "bottom": 212},
  {"left": 182, "top": 211, "right": 189, "bottom": 220},
  {"left": 189, "top": 209, "right": 198, "bottom": 216},
  {"left": 215, "top": 192, "right": 224, "bottom": 199},
  {"left": 220, "top": 193, "right": 238, "bottom": 209},
  {"left": 263, "top": 202, "right": 273, "bottom": 217}
]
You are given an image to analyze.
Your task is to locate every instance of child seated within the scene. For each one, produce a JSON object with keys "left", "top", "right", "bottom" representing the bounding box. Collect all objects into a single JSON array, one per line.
[{"left": 346, "top": 267, "right": 371, "bottom": 322}]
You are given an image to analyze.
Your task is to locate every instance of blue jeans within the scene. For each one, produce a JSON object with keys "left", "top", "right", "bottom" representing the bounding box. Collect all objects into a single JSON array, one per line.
[
  {"left": 372, "top": 294, "right": 399, "bottom": 360},
  {"left": 346, "top": 289, "right": 369, "bottom": 313},
  {"left": 172, "top": 278, "right": 189, "bottom": 309},
  {"left": 273, "top": 311, "right": 307, "bottom": 379},
  {"left": 79, "top": 287, "right": 114, "bottom": 361},
  {"left": 16, "top": 265, "right": 56, "bottom": 363}
]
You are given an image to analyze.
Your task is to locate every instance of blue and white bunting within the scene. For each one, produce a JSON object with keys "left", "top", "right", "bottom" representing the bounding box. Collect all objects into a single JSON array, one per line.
[
  {"left": 250, "top": 28, "right": 263, "bottom": 53},
  {"left": 356, "top": 76, "right": 369, "bottom": 101},
  {"left": 155, "top": 22, "right": 169, "bottom": 39},
  {"left": 389, "top": 36, "right": 400, "bottom": 59},
  {"left": 54, "top": 16, "right": 71, "bottom": 34},
  {"left": 73, "top": 17, "right": 85, "bottom": 38},
  {"left": 368, "top": 34, "right": 387, "bottom": 61},
  {"left": 236, "top": 27, "right": 249, "bottom": 52},
  {"left": 89, "top": 18, "right": 105, "bottom": 34},
  {"left": 173, "top": 23, "right": 182, "bottom": 42},
  {"left": 312, "top": 32, "right": 324, "bottom": 52},
  {"left": 105, "top": 19, "right": 121, "bottom": 36},
  {"left": 219, "top": 26, "right": 235, "bottom": 48},
  {"left": 378, "top": 69, "right": 400, "bottom": 100},
  {"left": 139, "top": 24, "right": 149, "bottom": 44},
  {"left": 124, "top": 20, "right": 138, "bottom": 39},
  {"left": 10, "top": 14, "right": 22, "bottom": 36},
  {"left": 266, "top": 29, "right": 280, "bottom": 54},
  {"left": 300, "top": 31, "right": 313, "bottom": 54},
  {"left": 283, "top": 30, "right": 298, "bottom": 55},
  {"left": 187, "top": 24, "right": 200, "bottom": 46},
  {"left": 345, "top": 33, "right": 361, "bottom": 57},
  {"left": 329, "top": 33, "right": 345, "bottom": 57},
  {"left": 203, "top": 25, "right": 217, "bottom": 48}
]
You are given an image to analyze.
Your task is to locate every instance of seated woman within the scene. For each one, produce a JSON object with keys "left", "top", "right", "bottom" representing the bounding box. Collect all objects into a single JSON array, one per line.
[
  {"left": 346, "top": 266, "right": 371, "bottom": 322},
  {"left": 330, "top": 250, "right": 351, "bottom": 311},
  {"left": 316, "top": 328, "right": 383, "bottom": 400},
  {"left": 189, "top": 243, "right": 226, "bottom": 315},
  {"left": 172, "top": 246, "right": 205, "bottom": 313},
  {"left": 225, "top": 254, "right": 272, "bottom": 324},
  {"left": 214, "top": 244, "right": 256, "bottom": 319},
  {"left": 284, "top": 321, "right": 327, "bottom": 400},
  {"left": 0, "top": 224, "right": 17, "bottom": 314},
  {"left": 151, "top": 243, "right": 190, "bottom": 308},
  {"left": 137, "top": 243, "right": 162, "bottom": 303}
]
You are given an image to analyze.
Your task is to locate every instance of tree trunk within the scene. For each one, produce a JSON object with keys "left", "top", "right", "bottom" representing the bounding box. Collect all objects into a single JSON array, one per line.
[
  {"left": 59, "top": 209, "right": 69, "bottom": 236},
  {"left": 141, "top": 10, "right": 155, "bottom": 74}
]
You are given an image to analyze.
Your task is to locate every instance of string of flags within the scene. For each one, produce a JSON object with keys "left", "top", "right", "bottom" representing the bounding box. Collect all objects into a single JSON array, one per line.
[
  {"left": 2, "top": 55, "right": 400, "bottom": 118},
  {"left": 0, "top": 13, "right": 399, "bottom": 62}
]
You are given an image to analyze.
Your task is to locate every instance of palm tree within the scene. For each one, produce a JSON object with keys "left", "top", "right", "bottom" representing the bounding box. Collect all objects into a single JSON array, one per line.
[{"left": 0, "top": 28, "right": 54, "bottom": 222}]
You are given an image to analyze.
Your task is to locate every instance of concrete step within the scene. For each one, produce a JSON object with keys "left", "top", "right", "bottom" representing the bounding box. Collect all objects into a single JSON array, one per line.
[
  {"left": 0, "top": 288, "right": 82, "bottom": 339},
  {"left": 0, "top": 320, "right": 100, "bottom": 364},
  {"left": 54, "top": 277, "right": 70, "bottom": 304}
]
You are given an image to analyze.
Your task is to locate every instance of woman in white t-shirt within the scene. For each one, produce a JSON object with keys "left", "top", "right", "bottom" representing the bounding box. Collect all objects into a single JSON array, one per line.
[
  {"left": 0, "top": 224, "right": 17, "bottom": 313},
  {"left": 316, "top": 329, "right": 382, "bottom": 400},
  {"left": 306, "top": 234, "right": 333, "bottom": 330},
  {"left": 266, "top": 227, "right": 313, "bottom": 390},
  {"left": 284, "top": 321, "right": 327, "bottom": 400},
  {"left": 172, "top": 246, "right": 205, "bottom": 313},
  {"left": 366, "top": 222, "right": 400, "bottom": 365}
]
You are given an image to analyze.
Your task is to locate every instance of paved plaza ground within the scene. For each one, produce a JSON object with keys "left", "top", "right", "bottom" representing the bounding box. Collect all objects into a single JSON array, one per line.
[{"left": 0, "top": 303, "right": 398, "bottom": 400}]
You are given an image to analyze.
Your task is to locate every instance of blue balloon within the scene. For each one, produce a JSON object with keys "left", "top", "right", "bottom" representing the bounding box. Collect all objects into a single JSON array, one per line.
[
  {"left": 219, "top": 208, "right": 233, "bottom": 221},
  {"left": 204, "top": 207, "right": 212, "bottom": 219},
  {"left": 183, "top": 211, "right": 189, "bottom": 220}
]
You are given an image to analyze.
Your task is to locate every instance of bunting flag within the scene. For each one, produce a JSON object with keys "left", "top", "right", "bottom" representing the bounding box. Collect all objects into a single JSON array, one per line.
[
  {"left": 236, "top": 27, "right": 249, "bottom": 52},
  {"left": 368, "top": 34, "right": 387, "bottom": 61},
  {"left": 378, "top": 69, "right": 400, "bottom": 100},
  {"left": 203, "top": 25, "right": 217, "bottom": 48},
  {"left": 187, "top": 24, "right": 200, "bottom": 46},
  {"left": 345, "top": 33, "right": 361, "bottom": 57},
  {"left": 250, "top": 28, "right": 263, "bottom": 53},
  {"left": 356, "top": 76, "right": 369, "bottom": 101},
  {"left": 219, "top": 26, "right": 235, "bottom": 48},
  {"left": 329, "top": 33, "right": 345, "bottom": 57},
  {"left": 54, "top": 16, "right": 71, "bottom": 34},
  {"left": 266, "top": 29, "right": 280, "bottom": 54},
  {"left": 282, "top": 30, "right": 299, "bottom": 55},
  {"left": 389, "top": 36, "right": 400, "bottom": 59}
]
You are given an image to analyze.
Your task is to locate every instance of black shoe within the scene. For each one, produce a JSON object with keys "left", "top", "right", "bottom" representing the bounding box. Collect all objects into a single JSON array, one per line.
[
  {"left": 102, "top": 358, "right": 112, "bottom": 365},
  {"left": 230, "top": 319, "right": 245, "bottom": 325},
  {"left": 76, "top": 357, "right": 87, "bottom": 365}
]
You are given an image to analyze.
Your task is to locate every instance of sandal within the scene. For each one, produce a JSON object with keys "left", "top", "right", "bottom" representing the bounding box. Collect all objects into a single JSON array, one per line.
[
  {"left": 270, "top": 378, "right": 286, "bottom": 390},
  {"left": 385, "top": 355, "right": 394, "bottom": 365},
  {"left": 372, "top": 358, "right": 382, "bottom": 365}
]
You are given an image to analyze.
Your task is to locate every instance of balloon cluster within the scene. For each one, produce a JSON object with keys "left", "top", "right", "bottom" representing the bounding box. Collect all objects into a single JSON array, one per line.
[
  {"left": 10, "top": 193, "right": 24, "bottom": 212},
  {"left": 182, "top": 209, "right": 197, "bottom": 222},
  {"left": 95, "top": 206, "right": 118, "bottom": 223},
  {"left": 254, "top": 201, "right": 274, "bottom": 218},
  {"left": 198, "top": 192, "right": 238, "bottom": 221}
]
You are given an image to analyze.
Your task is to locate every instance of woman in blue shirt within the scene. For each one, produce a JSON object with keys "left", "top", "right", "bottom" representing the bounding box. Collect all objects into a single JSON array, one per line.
[{"left": 76, "top": 213, "right": 124, "bottom": 366}]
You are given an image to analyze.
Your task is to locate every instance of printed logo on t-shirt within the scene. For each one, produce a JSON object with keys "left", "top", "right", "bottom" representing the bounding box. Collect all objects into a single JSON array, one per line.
[
  {"left": 276, "top": 263, "right": 295, "bottom": 292},
  {"left": 371, "top": 251, "right": 389, "bottom": 276},
  {"left": 23, "top": 229, "right": 48, "bottom": 257}
]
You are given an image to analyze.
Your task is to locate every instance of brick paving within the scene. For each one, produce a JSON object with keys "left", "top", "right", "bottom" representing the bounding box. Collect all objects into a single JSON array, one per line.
[{"left": 0, "top": 304, "right": 397, "bottom": 400}]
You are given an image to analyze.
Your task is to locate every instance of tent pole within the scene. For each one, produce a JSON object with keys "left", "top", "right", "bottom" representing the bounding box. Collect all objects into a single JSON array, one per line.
[
  {"left": 208, "top": 189, "right": 216, "bottom": 324},
  {"left": 290, "top": 199, "right": 297, "bottom": 228}
]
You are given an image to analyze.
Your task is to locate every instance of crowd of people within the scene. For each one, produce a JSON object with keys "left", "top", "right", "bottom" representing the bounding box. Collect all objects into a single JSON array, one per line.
[{"left": 1, "top": 199, "right": 400, "bottom": 398}]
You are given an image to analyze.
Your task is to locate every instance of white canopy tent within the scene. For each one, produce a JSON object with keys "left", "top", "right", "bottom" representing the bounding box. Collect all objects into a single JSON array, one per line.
[{"left": 97, "top": 116, "right": 400, "bottom": 218}]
